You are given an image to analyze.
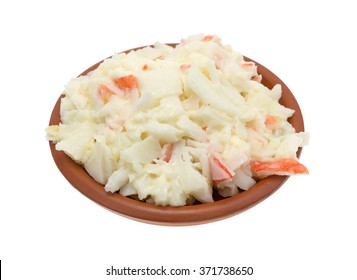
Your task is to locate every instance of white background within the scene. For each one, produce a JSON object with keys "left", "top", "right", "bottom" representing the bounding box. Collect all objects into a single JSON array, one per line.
[{"left": 1, "top": 0, "right": 356, "bottom": 279}]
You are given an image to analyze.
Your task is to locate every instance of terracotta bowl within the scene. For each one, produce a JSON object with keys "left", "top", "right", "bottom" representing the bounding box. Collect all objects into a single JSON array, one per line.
[{"left": 49, "top": 44, "right": 305, "bottom": 226}]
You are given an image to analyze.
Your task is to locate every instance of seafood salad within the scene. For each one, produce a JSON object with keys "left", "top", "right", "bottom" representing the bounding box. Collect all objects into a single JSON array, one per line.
[{"left": 46, "top": 34, "right": 309, "bottom": 206}]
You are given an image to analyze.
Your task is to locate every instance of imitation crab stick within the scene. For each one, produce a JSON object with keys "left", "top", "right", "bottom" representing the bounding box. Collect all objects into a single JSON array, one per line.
[
  {"left": 159, "top": 143, "right": 174, "bottom": 163},
  {"left": 265, "top": 115, "right": 278, "bottom": 128},
  {"left": 113, "top": 74, "right": 139, "bottom": 92},
  {"left": 241, "top": 61, "right": 255, "bottom": 68},
  {"left": 250, "top": 158, "right": 309, "bottom": 178},
  {"left": 209, "top": 152, "right": 235, "bottom": 184},
  {"left": 202, "top": 35, "right": 214, "bottom": 41},
  {"left": 251, "top": 75, "right": 262, "bottom": 83},
  {"left": 180, "top": 64, "right": 191, "bottom": 70},
  {"left": 98, "top": 74, "right": 139, "bottom": 102},
  {"left": 98, "top": 84, "right": 116, "bottom": 103}
]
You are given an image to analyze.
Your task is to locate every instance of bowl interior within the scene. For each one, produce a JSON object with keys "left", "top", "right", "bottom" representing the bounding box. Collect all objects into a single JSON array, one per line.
[{"left": 49, "top": 44, "right": 304, "bottom": 226}]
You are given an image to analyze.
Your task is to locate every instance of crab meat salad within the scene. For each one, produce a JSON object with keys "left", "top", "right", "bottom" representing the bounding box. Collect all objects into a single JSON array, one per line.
[{"left": 46, "top": 34, "right": 309, "bottom": 206}]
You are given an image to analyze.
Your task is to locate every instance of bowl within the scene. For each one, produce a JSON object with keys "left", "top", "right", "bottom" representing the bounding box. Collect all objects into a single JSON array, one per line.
[{"left": 48, "top": 44, "right": 305, "bottom": 226}]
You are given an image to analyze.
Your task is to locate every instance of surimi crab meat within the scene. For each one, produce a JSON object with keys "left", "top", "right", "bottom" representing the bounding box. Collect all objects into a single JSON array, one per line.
[
  {"left": 202, "top": 34, "right": 214, "bottom": 41},
  {"left": 98, "top": 75, "right": 139, "bottom": 102},
  {"left": 265, "top": 115, "right": 278, "bottom": 128},
  {"left": 98, "top": 84, "right": 116, "bottom": 103},
  {"left": 209, "top": 152, "right": 235, "bottom": 184},
  {"left": 250, "top": 158, "right": 309, "bottom": 178},
  {"left": 159, "top": 143, "right": 174, "bottom": 163},
  {"left": 251, "top": 75, "right": 262, "bottom": 83},
  {"left": 241, "top": 61, "right": 255, "bottom": 68},
  {"left": 180, "top": 64, "right": 191, "bottom": 70},
  {"left": 113, "top": 75, "right": 139, "bottom": 92}
]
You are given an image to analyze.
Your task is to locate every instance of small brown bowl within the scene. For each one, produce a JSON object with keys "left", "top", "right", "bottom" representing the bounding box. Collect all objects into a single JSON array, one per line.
[{"left": 48, "top": 44, "right": 305, "bottom": 226}]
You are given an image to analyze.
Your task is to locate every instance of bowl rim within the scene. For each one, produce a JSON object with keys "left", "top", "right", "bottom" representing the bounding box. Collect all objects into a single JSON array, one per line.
[{"left": 48, "top": 44, "right": 304, "bottom": 226}]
